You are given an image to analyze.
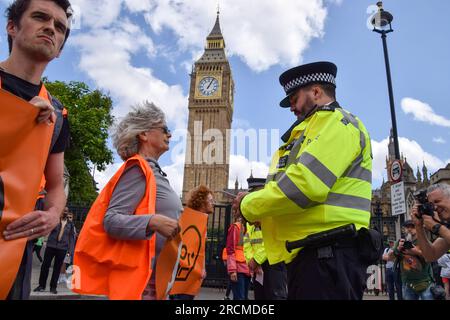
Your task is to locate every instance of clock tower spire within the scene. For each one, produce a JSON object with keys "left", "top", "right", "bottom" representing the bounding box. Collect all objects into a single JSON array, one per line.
[{"left": 182, "top": 11, "right": 234, "bottom": 203}]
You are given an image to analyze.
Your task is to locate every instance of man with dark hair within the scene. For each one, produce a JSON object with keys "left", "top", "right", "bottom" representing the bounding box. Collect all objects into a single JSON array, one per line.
[
  {"left": 234, "top": 61, "right": 374, "bottom": 300},
  {"left": 0, "top": 0, "right": 72, "bottom": 300},
  {"left": 5, "top": 0, "right": 72, "bottom": 53}
]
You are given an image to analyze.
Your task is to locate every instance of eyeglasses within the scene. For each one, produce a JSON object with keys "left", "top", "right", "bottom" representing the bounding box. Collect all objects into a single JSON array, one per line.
[{"left": 150, "top": 126, "right": 171, "bottom": 135}]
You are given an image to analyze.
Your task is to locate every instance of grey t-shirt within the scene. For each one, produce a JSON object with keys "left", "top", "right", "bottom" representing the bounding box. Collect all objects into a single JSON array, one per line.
[{"left": 103, "top": 157, "right": 183, "bottom": 272}]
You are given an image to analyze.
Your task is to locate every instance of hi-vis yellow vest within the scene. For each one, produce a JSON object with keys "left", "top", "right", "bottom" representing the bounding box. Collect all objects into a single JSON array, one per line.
[
  {"left": 243, "top": 223, "right": 267, "bottom": 265},
  {"left": 241, "top": 102, "right": 372, "bottom": 265}
]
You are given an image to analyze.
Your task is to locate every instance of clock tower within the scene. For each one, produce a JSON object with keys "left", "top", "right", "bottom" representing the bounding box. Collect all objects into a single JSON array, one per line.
[{"left": 182, "top": 11, "right": 234, "bottom": 203}]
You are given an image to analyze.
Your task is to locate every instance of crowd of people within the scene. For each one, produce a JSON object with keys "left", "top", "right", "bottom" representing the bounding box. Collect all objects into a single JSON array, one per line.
[
  {"left": 2, "top": 0, "right": 450, "bottom": 302},
  {"left": 381, "top": 184, "right": 450, "bottom": 301}
]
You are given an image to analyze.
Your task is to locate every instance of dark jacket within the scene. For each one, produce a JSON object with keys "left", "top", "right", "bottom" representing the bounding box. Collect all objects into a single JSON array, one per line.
[{"left": 46, "top": 220, "right": 77, "bottom": 254}]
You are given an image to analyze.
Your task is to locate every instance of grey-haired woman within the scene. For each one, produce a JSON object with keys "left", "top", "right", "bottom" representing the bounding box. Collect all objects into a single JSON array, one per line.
[{"left": 73, "top": 101, "right": 182, "bottom": 300}]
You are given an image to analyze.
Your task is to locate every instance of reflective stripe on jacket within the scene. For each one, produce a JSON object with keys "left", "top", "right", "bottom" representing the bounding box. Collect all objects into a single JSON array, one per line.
[
  {"left": 243, "top": 223, "right": 267, "bottom": 265},
  {"left": 73, "top": 154, "right": 157, "bottom": 300},
  {"left": 241, "top": 102, "right": 372, "bottom": 264}
]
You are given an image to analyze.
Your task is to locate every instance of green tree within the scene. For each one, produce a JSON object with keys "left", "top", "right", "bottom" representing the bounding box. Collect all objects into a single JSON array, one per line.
[{"left": 44, "top": 80, "right": 114, "bottom": 204}]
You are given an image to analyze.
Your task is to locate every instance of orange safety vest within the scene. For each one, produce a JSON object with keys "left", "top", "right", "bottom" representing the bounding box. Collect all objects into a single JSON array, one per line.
[
  {"left": 72, "top": 154, "right": 157, "bottom": 300},
  {"left": 228, "top": 222, "right": 246, "bottom": 263},
  {"left": 222, "top": 247, "right": 227, "bottom": 261},
  {"left": 0, "top": 78, "right": 49, "bottom": 202},
  {"left": 0, "top": 81, "right": 54, "bottom": 299},
  {"left": 37, "top": 175, "right": 46, "bottom": 200}
]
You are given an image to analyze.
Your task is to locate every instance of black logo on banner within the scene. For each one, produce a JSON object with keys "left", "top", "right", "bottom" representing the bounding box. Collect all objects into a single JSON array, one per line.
[
  {"left": 175, "top": 225, "right": 202, "bottom": 281},
  {"left": 0, "top": 176, "right": 4, "bottom": 222}
]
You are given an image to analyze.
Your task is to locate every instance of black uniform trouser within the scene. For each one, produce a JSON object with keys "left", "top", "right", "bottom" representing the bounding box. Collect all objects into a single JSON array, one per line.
[
  {"left": 252, "top": 274, "right": 265, "bottom": 300},
  {"left": 287, "top": 242, "right": 368, "bottom": 300},
  {"left": 262, "top": 261, "right": 288, "bottom": 300},
  {"left": 39, "top": 246, "right": 67, "bottom": 290}
]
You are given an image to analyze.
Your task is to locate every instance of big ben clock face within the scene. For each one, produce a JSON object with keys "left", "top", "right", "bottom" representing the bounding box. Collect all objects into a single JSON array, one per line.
[{"left": 198, "top": 76, "right": 219, "bottom": 96}]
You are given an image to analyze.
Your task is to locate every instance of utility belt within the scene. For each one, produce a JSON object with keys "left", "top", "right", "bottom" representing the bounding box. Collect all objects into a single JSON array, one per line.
[{"left": 286, "top": 224, "right": 383, "bottom": 265}]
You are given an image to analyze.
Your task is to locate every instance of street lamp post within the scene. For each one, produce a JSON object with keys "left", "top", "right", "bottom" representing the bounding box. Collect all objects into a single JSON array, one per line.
[
  {"left": 374, "top": 201, "right": 385, "bottom": 295},
  {"left": 371, "top": 2, "right": 400, "bottom": 160}
]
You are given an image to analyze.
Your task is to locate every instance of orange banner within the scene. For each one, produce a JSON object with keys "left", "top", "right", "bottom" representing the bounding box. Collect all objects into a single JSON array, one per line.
[
  {"left": 171, "top": 208, "right": 208, "bottom": 297},
  {"left": 0, "top": 89, "right": 53, "bottom": 299}
]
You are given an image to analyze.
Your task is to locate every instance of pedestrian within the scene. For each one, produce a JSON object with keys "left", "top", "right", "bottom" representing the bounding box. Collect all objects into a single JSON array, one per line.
[
  {"left": 58, "top": 211, "right": 77, "bottom": 284},
  {"left": 393, "top": 220, "right": 434, "bottom": 300},
  {"left": 170, "top": 185, "right": 215, "bottom": 300},
  {"left": 226, "top": 210, "right": 251, "bottom": 300},
  {"left": 73, "top": 101, "right": 181, "bottom": 300},
  {"left": 221, "top": 247, "right": 232, "bottom": 300},
  {"left": 32, "top": 237, "right": 44, "bottom": 263},
  {"left": 382, "top": 239, "right": 403, "bottom": 300},
  {"left": 234, "top": 61, "right": 376, "bottom": 300},
  {"left": 0, "top": 0, "right": 72, "bottom": 300},
  {"left": 33, "top": 207, "right": 76, "bottom": 294}
]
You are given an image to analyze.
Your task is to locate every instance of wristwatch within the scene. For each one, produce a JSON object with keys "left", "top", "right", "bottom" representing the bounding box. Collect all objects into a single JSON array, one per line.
[{"left": 431, "top": 223, "right": 442, "bottom": 236}]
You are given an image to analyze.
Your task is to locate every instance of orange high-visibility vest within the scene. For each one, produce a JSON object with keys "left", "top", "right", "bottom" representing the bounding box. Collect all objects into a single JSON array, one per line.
[
  {"left": 72, "top": 154, "right": 157, "bottom": 300},
  {"left": 37, "top": 175, "right": 46, "bottom": 200},
  {"left": 228, "top": 222, "right": 246, "bottom": 263},
  {"left": 222, "top": 247, "right": 227, "bottom": 261},
  {"left": 0, "top": 81, "right": 54, "bottom": 299}
]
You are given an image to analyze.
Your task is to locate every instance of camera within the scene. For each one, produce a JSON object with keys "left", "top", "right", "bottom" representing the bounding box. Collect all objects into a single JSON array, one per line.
[
  {"left": 414, "top": 190, "right": 435, "bottom": 217},
  {"left": 403, "top": 241, "right": 414, "bottom": 250}
]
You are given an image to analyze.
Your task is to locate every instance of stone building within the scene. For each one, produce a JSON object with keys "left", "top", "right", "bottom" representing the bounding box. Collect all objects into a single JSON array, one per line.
[
  {"left": 182, "top": 11, "right": 234, "bottom": 204},
  {"left": 371, "top": 130, "right": 431, "bottom": 241}
]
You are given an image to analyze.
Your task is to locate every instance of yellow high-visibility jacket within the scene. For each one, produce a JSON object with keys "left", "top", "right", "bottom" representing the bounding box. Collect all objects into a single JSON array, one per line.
[
  {"left": 241, "top": 102, "right": 372, "bottom": 264},
  {"left": 243, "top": 223, "right": 267, "bottom": 265}
]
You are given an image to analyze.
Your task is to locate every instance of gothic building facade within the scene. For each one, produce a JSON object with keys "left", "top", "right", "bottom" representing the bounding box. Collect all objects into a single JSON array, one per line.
[
  {"left": 182, "top": 12, "right": 234, "bottom": 203},
  {"left": 371, "top": 130, "right": 431, "bottom": 240}
]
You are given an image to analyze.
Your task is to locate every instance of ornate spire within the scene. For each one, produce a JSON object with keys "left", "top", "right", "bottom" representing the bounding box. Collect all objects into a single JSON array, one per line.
[
  {"left": 208, "top": 10, "right": 223, "bottom": 39},
  {"left": 416, "top": 166, "right": 422, "bottom": 183},
  {"left": 388, "top": 128, "right": 396, "bottom": 161},
  {"left": 423, "top": 161, "right": 429, "bottom": 183},
  {"left": 235, "top": 176, "right": 239, "bottom": 191}
]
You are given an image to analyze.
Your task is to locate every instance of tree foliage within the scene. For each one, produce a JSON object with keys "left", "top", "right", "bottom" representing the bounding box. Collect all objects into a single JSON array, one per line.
[{"left": 44, "top": 80, "right": 114, "bottom": 203}]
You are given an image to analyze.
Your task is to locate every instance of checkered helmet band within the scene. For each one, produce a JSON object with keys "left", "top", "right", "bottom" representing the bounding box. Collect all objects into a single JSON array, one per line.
[{"left": 284, "top": 73, "right": 336, "bottom": 94}]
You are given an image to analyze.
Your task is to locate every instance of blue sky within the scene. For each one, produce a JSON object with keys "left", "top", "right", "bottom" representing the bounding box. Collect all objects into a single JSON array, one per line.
[{"left": 1, "top": 0, "right": 449, "bottom": 194}]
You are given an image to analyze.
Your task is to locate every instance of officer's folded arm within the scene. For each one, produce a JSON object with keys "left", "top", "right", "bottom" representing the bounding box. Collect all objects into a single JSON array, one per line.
[{"left": 241, "top": 122, "right": 360, "bottom": 222}]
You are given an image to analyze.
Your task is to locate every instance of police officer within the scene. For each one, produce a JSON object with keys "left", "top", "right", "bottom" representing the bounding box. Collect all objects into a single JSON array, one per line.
[{"left": 233, "top": 62, "right": 373, "bottom": 300}]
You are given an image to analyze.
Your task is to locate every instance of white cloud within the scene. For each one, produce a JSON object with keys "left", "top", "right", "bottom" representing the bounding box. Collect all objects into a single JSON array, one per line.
[
  {"left": 143, "top": 0, "right": 328, "bottom": 72},
  {"left": 94, "top": 162, "right": 123, "bottom": 191},
  {"left": 228, "top": 155, "right": 269, "bottom": 189},
  {"left": 433, "top": 137, "right": 446, "bottom": 144},
  {"left": 70, "top": 20, "right": 188, "bottom": 129},
  {"left": 401, "top": 98, "right": 450, "bottom": 128},
  {"left": 371, "top": 137, "right": 446, "bottom": 185},
  {"left": 162, "top": 152, "right": 185, "bottom": 197}
]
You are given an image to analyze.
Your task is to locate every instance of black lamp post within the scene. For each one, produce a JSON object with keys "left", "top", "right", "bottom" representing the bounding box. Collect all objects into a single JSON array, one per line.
[
  {"left": 375, "top": 201, "right": 384, "bottom": 236},
  {"left": 371, "top": 2, "right": 400, "bottom": 160}
]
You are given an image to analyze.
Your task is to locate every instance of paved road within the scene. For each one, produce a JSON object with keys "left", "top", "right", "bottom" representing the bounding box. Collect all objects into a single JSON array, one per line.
[{"left": 29, "top": 247, "right": 388, "bottom": 300}]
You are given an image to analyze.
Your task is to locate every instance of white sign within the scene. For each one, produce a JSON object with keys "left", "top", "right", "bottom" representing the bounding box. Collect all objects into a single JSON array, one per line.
[
  {"left": 391, "top": 181, "right": 406, "bottom": 216},
  {"left": 390, "top": 160, "right": 403, "bottom": 182}
]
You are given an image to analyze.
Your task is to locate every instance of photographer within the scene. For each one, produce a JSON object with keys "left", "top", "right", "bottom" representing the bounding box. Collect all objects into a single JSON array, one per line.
[
  {"left": 412, "top": 184, "right": 450, "bottom": 262},
  {"left": 393, "top": 220, "right": 434, "bottom": 300}
]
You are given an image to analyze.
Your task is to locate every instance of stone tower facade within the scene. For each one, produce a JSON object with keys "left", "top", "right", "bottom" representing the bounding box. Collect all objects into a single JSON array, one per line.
[{"left": 182, "top": 12, "right": 234, "bottom": 203}]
